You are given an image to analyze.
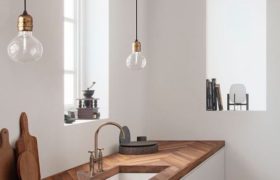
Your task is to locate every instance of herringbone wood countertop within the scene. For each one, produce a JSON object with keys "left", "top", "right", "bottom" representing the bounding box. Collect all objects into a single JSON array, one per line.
[{"left": 44, "top": 141, "right": 225, "bottom": 180}]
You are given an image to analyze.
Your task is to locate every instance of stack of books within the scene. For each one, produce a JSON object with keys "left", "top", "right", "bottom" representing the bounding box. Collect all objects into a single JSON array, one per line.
[{"left": 206, "top": 78, "right": 223, "bottom": 111}]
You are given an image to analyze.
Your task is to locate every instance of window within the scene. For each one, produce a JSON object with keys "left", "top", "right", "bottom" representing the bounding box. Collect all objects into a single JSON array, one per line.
[
  {"left": 64, "top": 0, "right": 109, "bottom": 120},
  {"left": 64, "top": 0, "right": 83, "bottom": 110}
]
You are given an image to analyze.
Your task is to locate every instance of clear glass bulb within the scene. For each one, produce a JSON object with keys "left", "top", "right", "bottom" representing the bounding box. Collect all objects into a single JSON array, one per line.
[
  {"left": 126, "top": 52, "right": 147, "bottom": 70},
  {"left": 7, "top": 31, "right": 43, "bottom": 63}
]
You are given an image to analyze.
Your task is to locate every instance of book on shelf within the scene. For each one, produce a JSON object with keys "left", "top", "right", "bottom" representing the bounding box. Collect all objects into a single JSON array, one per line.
[
  {"left": 206, "top": 79, "right": 210, "bottom": 110},
  {"left": 211, "top": 78, "right": 217, "bottom": 110},
  {"left": 215, "top": 84, "right": 223, "bottom": 111},
  {"left": 206, "top": 78, "right": 223, "bottom": 111},
  {"left": 206, "top": 79, "right": 213, "bottom": 110}
]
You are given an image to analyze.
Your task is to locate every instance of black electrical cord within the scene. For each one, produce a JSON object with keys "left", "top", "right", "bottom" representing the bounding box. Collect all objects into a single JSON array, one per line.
[
  {"left": 24, "top": 0, "right": 27, "bottom": 11},
  {"left": 22, "top": 0, "right": 28, "bottom": 15},
  {"left": 136, "top": 0, "right": 138, "bottom": 41}
]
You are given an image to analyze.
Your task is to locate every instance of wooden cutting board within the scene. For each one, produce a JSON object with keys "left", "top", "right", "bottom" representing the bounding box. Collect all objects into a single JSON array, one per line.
[
  {"left": 0, "top": 128, "right": 18, "bottom": 180},
  {"left": 18, "top": 151, "right": 39, "bottom": 180},
  {"left": 16, "top": 112, "right": 41, "bottom": 180}
]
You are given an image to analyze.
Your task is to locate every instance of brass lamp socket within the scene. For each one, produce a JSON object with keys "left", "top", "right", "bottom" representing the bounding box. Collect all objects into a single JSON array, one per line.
[
  {"left": 132, "top": 40, "right": 142, "bottom": 53},
  {"left": 18, "top": 11, "right": 33, "bottom": 31}
]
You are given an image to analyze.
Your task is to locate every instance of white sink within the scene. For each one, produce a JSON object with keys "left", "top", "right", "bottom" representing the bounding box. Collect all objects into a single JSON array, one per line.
[{"left": 106, "top": 173, "right": 157, "bottom": 180}]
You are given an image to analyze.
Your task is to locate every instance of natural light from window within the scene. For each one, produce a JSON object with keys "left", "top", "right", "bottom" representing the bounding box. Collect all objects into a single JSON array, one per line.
[
  {"left": 206, "top": 0, "right": 266, "bottom": 111},
  {"left": 64, "top": 0, "right": 109, "bottom": 121}
]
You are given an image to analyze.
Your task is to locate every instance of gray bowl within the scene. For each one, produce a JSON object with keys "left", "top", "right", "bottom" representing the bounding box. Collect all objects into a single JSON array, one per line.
[{"left": 83, "top": 90, "right": 94, "bottom": 98}]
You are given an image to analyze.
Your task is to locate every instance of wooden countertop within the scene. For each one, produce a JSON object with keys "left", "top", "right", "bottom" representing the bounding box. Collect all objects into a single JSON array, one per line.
[{"left": 44, "top": 141, "right": 225, "bottom": 180}]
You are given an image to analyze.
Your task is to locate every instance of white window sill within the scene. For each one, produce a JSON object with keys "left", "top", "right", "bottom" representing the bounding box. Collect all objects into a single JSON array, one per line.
[{"left": 64, "top": 118, "right": 107, "bottom": 126}]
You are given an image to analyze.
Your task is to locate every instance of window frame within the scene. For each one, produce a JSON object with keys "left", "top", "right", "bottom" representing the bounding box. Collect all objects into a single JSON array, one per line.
[{"left": 64, "top": 0, "right": 85, "bottom": 111}]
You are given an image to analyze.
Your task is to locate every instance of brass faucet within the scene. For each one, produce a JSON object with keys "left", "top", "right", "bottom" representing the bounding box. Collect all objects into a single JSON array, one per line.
[{"left": 94, "top": 122, "right": 125, "bottom": 172}]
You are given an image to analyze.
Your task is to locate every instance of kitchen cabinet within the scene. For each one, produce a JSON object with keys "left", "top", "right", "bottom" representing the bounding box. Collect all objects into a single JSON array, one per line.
[{"left": 182, "top": 148, "right": 224, "bottom": 180}]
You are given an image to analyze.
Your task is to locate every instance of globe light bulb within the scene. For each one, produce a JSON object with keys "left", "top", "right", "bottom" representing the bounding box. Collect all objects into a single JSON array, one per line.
[
  {"left": 7, "top": 8, "right": 43, "bottom": 63},
  {"left": 126, "top": 40, "right": 147, "bottom": 70},
  {"left": 8, "top": 31, "right": 43, "bottom": 63},
  {"left": 126, "top": 52, "right": 147, "bottom": 70}
]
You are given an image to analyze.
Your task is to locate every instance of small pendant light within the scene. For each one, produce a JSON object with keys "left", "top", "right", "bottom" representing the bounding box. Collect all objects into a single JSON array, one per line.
[
  {"left": 7, "top": 0, "right": 43, "bottom": 63},
  {"left": 126, "top": 0, "right": 147, "bottom": 70}
]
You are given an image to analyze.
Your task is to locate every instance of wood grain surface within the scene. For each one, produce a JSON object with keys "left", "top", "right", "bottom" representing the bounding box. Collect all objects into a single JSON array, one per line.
[
  {"left": 44, "top": 141, "right": 225, "bottom": 180},
  {"left": 18, "top": 151, "right": 40, "bottom": 180},
  {"left": 16, "top": 112, "right": 41, "bottom": 180},
  {"left": 0, "top": 128, "right": 18, "bottom": 180}
]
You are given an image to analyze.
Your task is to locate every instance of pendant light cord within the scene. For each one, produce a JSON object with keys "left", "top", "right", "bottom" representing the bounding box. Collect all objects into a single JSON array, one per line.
[
  {"left": 24, "top": 0, "right": 27, "bottom": 12},
  {"left": 136, "top": 0, "right": 138, "bottom": 41}
]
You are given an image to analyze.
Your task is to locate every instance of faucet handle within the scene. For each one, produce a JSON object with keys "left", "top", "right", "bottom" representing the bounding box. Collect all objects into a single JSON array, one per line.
[
  {"left": 97, "top": 148, "right": 104, "bottom": 159},
  {"left": 97, "top": 148, "right": 104, "bottom": 173},
  {"left": 88, "top": 150, "right": 96, "bottom": 177},
  {"left": 88, "top": 151, "right": 95, "bottom": 157},
  {"left": 88, "top": 151, "right": 96, "bottom": 162}
]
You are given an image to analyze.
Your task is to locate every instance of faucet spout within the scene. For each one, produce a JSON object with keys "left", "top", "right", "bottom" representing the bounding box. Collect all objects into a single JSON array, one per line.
[{"left": 94, "top": 122, "right": 125, "bottom": 158}]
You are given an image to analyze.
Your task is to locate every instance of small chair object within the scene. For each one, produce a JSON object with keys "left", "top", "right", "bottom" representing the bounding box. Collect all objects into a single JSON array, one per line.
[{"left": 227, "top": 84, "right": 249, "bottom": 111}]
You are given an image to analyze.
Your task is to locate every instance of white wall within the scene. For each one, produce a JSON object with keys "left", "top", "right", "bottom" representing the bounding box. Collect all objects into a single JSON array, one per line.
[
  {"left": 207, "top": 0, "right": 266, "bottom": 111},
  {"left": 0, "top": 0, "right": 147, "bottom": 178},
  {"left": 146, "top": 0, "right": 280, "bottom": 180}
]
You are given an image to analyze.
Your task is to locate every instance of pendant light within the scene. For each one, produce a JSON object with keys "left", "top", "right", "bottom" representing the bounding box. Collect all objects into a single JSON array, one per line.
[
  {"left": 126, "top": 0, "right": 147, "bottom": 70},
  {"left": 7, "top": 0, "right": 43, "bottom": 63}
]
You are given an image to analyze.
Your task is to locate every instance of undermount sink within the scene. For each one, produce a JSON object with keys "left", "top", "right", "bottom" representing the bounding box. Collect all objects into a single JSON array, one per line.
[
  {"left": 77, "top": 171, "right": 157, "bottom": 180},
  {"left": 77, "top": 164, "right": 164, "bottom": 180},
  {"left": 106, "top": 173, "right": 158, "bottom": 180},
  {"left": 77, "top": 171, "right": 158, "bottom": 180}
]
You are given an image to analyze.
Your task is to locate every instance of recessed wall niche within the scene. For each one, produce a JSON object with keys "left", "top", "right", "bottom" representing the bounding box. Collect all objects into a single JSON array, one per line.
[{"left": 206, "top": 0, "right": 266, "bottom": 111}]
